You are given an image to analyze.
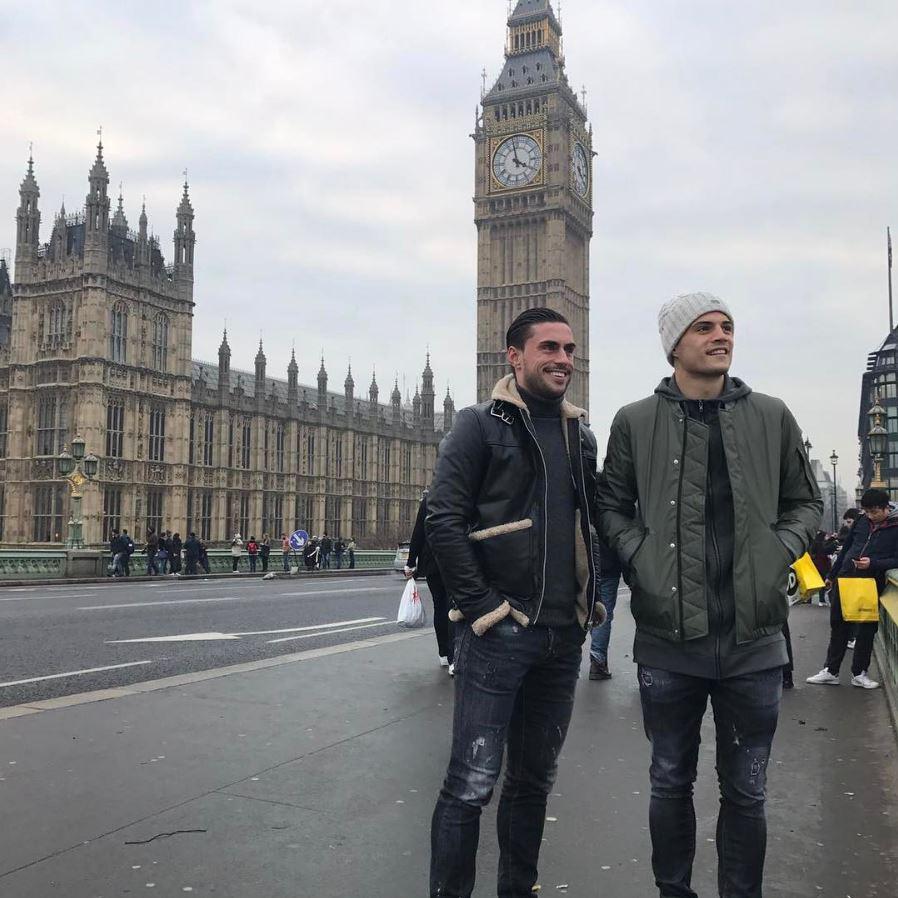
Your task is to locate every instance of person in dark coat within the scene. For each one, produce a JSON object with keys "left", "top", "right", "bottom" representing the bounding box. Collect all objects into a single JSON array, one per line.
[
  {"left": 145, "top": 528, "right": 160, "bottom": 576},
  {"left": 121, "top": 529, "right": 134, "bottom": 577},
  {"left": 407, "top": 491, "right": 454, "bottom": 673},
  {"left": 184, "top": 533, "right": 201, "bottom": 576},
  {"left": 169, "top": 533, "right": 183, "bottom": 574},
  {"left": 808, "top": 489, "right": 898, "bottom": 690}
]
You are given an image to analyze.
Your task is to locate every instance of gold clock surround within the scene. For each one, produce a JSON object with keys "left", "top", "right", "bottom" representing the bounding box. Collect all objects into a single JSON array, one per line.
[{"left": 488, "top": 129, "right": 546, "bottom": 194}]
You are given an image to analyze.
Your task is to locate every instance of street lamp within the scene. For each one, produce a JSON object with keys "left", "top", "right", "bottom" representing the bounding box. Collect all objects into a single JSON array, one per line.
[
  {"left": 867, "top": 396, "right": 888, "bottom": 490},
  {"left": 829, "top": 450, "right": 839, "bottom": 533},
  {"left": 57, "top": 436, "right": 100, "bottom": 548},
  {"left": 804, "top": 437, "right": 812, "bottom": 457}
]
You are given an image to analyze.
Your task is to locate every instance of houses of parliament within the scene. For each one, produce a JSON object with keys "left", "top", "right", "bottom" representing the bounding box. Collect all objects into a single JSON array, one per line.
[{"left": 0, "top": 0, "right": 591, "bottom": 548}]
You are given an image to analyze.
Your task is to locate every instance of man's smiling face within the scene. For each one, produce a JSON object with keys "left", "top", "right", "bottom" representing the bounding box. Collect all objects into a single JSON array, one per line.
[
  {"left": 672, "top": 311, "right": 734, "bottom": 377},
  {"left": 507, "top": 321, "right": 576, "bottom": 400}
]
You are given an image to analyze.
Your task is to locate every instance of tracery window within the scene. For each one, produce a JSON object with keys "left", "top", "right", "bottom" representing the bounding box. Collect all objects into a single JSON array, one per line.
[
  {"left": 110, "top": 303, "right": 128, "bottom": 363},
  {"left": 152, "top": 313, "right": 169, "bottom": 371}
]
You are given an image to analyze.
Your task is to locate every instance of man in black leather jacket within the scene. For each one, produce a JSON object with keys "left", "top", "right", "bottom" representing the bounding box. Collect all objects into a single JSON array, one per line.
[{"left": 427, "top": 308, "right": 604, "bottom": 898}]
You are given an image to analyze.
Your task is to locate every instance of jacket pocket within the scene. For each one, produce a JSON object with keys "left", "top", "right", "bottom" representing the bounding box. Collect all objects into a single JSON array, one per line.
[
  {"left": 470, "top": 520, "right": 534, "bottom": 599},
  {"left": 751, "top": 528, "right": 792, "bottom": 627}
]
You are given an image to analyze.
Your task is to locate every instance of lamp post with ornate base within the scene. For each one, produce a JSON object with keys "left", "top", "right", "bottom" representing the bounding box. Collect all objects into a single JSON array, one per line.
[
  {"left": 867, "top": 397, "right": 888, "bottom": 492},
  {"left": 829, "top": 450, "right": 840, "bottom": 533},
  {"left": 57, "top": 436, "right": 99, "bottom": 550}
]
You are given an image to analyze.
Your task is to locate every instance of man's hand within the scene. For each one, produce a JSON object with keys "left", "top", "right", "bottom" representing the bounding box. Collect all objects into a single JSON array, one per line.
[
  {"left": 404, "top": 565, "right": 415, "bottom": 579},
  {"left": 854, "top": 557, "right": 871, "bottom": 571},
  {"left": 824, "top": 578, "right": 832, "bottom": 589}
]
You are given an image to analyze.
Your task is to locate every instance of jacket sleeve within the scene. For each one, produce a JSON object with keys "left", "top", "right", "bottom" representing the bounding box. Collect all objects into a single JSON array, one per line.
[
  {"left": 775, "top": 407, "right": 824, "bottom": 560},
  {"left": 407, "top": 499, "right": 427, "bottom": 570},
  {"left": 595, "top": 409, "right": 646, "bottom": 567},
  {"left": 425, "top": 408, "right": 506, "bottom": 624}
]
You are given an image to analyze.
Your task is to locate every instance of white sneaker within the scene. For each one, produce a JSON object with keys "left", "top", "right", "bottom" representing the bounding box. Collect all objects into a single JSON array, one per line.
[
  {"left": 439, "top": 656, "right": 449, "bottom": 668},
  {"left": 448, "top": 663, "right": 455, "bottom": 677},
  {"left": 847, "top": 639, "right": 856, "bottom": 650},
  {"left": 806, "top": 669, "right": 840, "bottom": 685},
  {"left": 851, "top": 672, "right": 880, "bottom": 689}
]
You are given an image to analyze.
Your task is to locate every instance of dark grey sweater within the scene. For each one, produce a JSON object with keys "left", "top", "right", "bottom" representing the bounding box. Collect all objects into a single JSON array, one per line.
[{"left": 518, "top": 386, "right": 578, "bottom": 628}]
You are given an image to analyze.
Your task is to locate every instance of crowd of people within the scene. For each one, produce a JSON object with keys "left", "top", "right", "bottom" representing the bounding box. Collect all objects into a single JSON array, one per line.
[{"left": 109, "top": 529, "right": 358, "bottom": 577}]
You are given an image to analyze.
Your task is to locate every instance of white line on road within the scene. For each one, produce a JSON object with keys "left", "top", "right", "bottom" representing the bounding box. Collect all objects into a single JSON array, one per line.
[
  {"left": 0, "top": 661, "right": 155, "bottom": 689},
  {"left": 105, "top": 617, "right": 387, "bottom": 644},
  {"left": 267, "top": 621, "right": 394, "bottom": 643},
  {"left": 0, "top": 594, "right": 99, "bottom": 603},
  {"left": 80, "top": 586, "right": 395, "bottom": 611}
]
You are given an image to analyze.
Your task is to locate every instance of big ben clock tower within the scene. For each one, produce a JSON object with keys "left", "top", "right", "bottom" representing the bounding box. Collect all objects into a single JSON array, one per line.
[{"left": 475, "top": 0, "right": 594, "bottom": 412}]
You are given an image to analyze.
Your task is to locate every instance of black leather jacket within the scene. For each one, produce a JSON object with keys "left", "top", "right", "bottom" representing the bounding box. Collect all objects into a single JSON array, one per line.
[{"left": 426, "top": 376, "right": 602, "bottom": 633}]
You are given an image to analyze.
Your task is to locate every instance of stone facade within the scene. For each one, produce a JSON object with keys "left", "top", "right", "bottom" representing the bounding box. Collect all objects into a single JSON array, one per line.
[
  {"left": 0, "top": 146, "right": 455, "bottom": 548},
  {"left": 474, "top": 0, "right": 594, "bottom": 412}
]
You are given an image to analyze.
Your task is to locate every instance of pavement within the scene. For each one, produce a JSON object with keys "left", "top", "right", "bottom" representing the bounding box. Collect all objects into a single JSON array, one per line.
[{"left": 0, "top": 596, "right": 896, "bottom": 897}]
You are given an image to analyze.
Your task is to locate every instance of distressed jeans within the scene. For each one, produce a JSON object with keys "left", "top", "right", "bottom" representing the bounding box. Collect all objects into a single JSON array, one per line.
[
  {"left": 638, "top": 665, "right": 782, "bottom": 898},
  {"left": 430, "top": 619, "right": 583, "bottom": 898}
]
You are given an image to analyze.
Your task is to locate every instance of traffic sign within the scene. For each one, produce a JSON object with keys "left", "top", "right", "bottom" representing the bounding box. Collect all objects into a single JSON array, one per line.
[{"left": 290, "top": 529, "right": 310, "bottom": 551}]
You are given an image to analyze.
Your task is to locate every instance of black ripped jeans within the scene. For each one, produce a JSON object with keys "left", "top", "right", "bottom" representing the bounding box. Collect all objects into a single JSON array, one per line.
[
  {"left": 638, "top": 665, "right": 783, "bottom": 898},
  {"left": 430, "top": 619, "right": 583, "bottom": 898}
]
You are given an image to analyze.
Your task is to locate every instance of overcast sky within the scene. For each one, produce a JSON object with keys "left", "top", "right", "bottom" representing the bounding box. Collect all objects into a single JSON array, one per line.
[{"left": 2, "top": 0, "right": 895, "bottom": 495}]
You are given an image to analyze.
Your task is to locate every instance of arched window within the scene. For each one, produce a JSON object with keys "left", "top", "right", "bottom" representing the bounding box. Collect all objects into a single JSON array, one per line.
[
  {"left": 47, "top": 301, "right": 66, "bottom": 345},
  {"left": 110, "top": 303, "right": 127, "bottom": 363},
  {"left": 152, "top": 313, "right": 169, "bottom": 371}
]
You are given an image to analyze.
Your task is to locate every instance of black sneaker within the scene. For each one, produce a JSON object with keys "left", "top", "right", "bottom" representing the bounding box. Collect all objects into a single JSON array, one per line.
[
  {"left": 782, "top": 672, "right": 794, "bottom": 690},
  {"left": 589, "top": 658, "right": 611, "bottom": 681}
]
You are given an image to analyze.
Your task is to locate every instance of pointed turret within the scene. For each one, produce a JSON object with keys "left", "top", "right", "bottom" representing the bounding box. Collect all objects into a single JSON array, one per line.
[
  {"left": 51, "top": 201, "right": 67, "bottom": 259},
  {"left": 443, "top": 386, "right": 456, "bottom": 432},
  {"left": 391, "top": 377, "right": 402, "bottom": 426},
  {"left": 344, "top": 363, "right": 355, "bottom": 418},
  {"left": 317, "top": 355, "right": 328, "bottom": 415},
  {"left": 173, "top": 179, "right": 195, "bottom": 287},
  {"left": 0, "top": 256, "right": 10, "bottom": 348},
  {"left": 369, "top": 369, "right": 379, "bottom": 406},
  {"left": 218, "top": 328, "right": 231, "bottom": 400},
  {"left": 136, "top": 198, "right": 149, "bottom": 266},
  {"left": 287, "top": 348, "right": 298, "bottom": 404},
  {"left": 112, "top": 186, "right": 128, "bottom": 233},
  {"left": 16, "top": 150, "right": 41, "bottom": 270},
  {"left": 421, "top": 353, "right": 436, "bottom": 428},
  {"left": 84, "top": 139, "right": 110, "bottom": 270},
  {"left": 254, "top": 339, "right": 266, "bottom": 404}
]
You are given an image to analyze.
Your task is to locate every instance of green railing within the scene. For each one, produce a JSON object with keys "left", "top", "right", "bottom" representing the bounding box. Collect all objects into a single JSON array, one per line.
[{"left": 0, "top": 548, "right": 397, "bottom": 580}]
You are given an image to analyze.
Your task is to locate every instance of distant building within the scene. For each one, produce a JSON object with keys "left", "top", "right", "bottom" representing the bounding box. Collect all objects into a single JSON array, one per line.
[
  {"left": 0, "top": 147, "right": 456, "bottom": 547},
  {"left": 810, "top": 458, "right": 851, "bottom": 533},
  {"left": 858, "top": 329, "right": 897, "bottom": 499}
]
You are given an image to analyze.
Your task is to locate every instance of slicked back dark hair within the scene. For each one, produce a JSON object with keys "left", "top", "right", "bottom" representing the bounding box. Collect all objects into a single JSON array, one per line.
[
  {"left": 506, "top": 307, "right": 570, "bottom": 351},
  {"left": 861, "top": 488, "right": 891, "bottom": 510}
]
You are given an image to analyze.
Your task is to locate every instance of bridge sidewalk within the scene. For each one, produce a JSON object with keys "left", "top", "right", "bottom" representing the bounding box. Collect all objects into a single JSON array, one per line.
[{"left": 0, "top": 602, "right": 895, "bottom": 897}]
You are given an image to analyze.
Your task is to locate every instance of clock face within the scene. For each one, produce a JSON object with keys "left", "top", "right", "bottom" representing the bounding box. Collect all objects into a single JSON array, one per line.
[
  {"left": 492, "top": 134, "right": 543, "bottom": 189},
  {"left": 572, "top": 141, "right": 589, "bottom": 197}
]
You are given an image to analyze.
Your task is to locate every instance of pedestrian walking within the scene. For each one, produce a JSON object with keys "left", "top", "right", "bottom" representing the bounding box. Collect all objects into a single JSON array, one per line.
[
  {"left": 246, "top": 536, "right": 259, "bottom": 573},
  {"left": 199, "top": 540, "right": 211, "bottom": 574},
  {"left": 588, "top": 539, "right": 622, "bottom": 680},
  {"left": 260, "top": 534, "right": 271, "bottom": 572},
  {"left": 121, "top": 529, "right": 134, "bottom": 576},
  {"left": 596, "top": 292, "right": 822, "bottom": 898},
  {"left": 347, "top": 537, "right": 356, "bottom": 569},
  {"left": 320, "top": 533, "right": 333, "bottom": 569},
  {"left": 169, "top": 532, "right": 183, "bottom": 575},
  {"left": 406, "top": 490, "right": 454, "bottom": 674},
  {"left": 230, "top": 533, "right": 244, "bottom": 572},
  {"left": 807, "top": 488, "right": 898, "bottom": 690},
  {"left": 303, "top": 538, "right": 320, "bottom": 572},
  {"left": 184, "top": 532, "right": 201, "bottom": 575},
  {"left": 281, "top": 533, "right": 292, "bottom": 572},
  {"left": 157, "top": 530, "right": 170, "bottom": 574},
  {"left": 334, "top": 537, "right": 345, "bottom": 570},
  {"left": 426, "top": 308, "right": 605, "bottom": 898},
  {"left": 109, "top": 528, "right": 125, "bottom": 577},
  {"left": 145, "top": 528, "right": 160, "bottom": 576}
]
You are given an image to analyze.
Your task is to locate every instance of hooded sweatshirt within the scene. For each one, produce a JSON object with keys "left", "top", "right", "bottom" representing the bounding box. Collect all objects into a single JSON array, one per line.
[{"left": 634, "top": 377, "right": 789, "bottom": 679}]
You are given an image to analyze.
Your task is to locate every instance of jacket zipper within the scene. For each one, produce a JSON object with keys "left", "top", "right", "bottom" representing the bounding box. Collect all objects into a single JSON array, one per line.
[
  {"left": 676, "top": 413, "right": 687, "bottom": 639},
  {"left": 700, "top": 401, "right": 723, "bottom": 677},
  {"left": 520, "top": 408, "right": 549, "bottom": 624},
  {"left": 575, "top": 421, "right": 598, "bottom": 631}
]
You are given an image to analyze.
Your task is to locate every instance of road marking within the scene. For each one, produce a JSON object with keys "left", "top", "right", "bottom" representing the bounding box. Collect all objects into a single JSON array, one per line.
[
  {"left": 0, "top": 593, "right": 98, "bottom": 603},
  {"left": 80, "top": 586, "right": 395, "bottom": 611},
  {"left": 105, "top": 617, "right": 387, "bottom": 644},
  {"left": 267, "top": 621, "right": 394, "bottom": 644},
  {"left": 0, "top": 661, "right": 155, "bottom": 689}
]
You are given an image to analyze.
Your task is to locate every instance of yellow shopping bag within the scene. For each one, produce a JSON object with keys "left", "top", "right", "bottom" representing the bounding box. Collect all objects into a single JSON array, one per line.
[
  {"left": 791, "top": 553, "right": 825, "bottom": 595},
  {"left": 838, "top": 578, "right": 880, "bottom": 623}
]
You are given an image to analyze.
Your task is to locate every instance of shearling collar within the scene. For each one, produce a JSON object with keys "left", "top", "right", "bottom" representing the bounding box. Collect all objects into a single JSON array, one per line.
[{"left": 491, "top": 374, "right": 587, "bottom": 421}]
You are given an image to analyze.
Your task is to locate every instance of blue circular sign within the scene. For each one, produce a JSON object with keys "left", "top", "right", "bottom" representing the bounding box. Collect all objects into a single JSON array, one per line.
[{"left": 290, "top": 530, "right": 309, "bottom": 551}]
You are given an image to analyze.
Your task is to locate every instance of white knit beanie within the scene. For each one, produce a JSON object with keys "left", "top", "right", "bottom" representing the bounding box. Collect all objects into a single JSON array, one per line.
[{"left": 658, "top": 292, "right": 734, "bottom": 365}]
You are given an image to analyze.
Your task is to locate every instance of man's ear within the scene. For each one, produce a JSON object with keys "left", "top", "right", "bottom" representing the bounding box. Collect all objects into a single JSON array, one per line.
[{"left": 507, "top": 346, "right": 521, "bottom": 369}]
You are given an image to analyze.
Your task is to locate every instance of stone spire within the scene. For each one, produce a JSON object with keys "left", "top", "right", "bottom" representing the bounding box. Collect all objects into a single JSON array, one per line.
[
  {"left": 174, "top": 178, "right": 195, "bottom": 285},
  {"left": 136, "top": 198, "right": 149, "bottom": 266},
  {"left": 287, "top": 347, "right": 298, "bottom": 403},
  {"left": 218, "top": 327, "right": 231, "bottom": 398},
  {"left": 344, "top": 363, "right": 355, "bottom": 418},
  {"left": 412, "top": 384, "right": 421, "bottom": 424},
  {"left": 317, "top": 355, "right": 328, "bottom": 414},
  {"left": 443, "top": 386, "right": 456, "bottom": 432},
  {"left": 112, "top": 185, "right": 128, "bottom": 232},
  {"left": 369, "top": 368, "right": 379, "bottom": 406},
  {"left": 391, "top": 377, "right": 402, "bottom": 426},
  {"left": 254, "top": 339, "right": 266, "bottom": 402},
  {"left": 84, "top": 138, "right": 110, "bottom": 269},
  {"left": 421, "top": 353, "right": 436, "bottom": 428},
  {"left": 16, "top": 149, "right": 41, "bottom": 268}
]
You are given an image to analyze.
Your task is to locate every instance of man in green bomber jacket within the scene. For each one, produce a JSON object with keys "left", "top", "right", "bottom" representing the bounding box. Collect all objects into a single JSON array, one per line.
[{"left": 596, "top": 292, "right": 822, "bottom": 898}]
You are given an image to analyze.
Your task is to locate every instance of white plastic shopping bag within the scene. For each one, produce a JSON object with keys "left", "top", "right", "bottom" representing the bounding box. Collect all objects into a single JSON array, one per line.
[{"left": 397, "top": 578, "right": 426, "bottom": 628}]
